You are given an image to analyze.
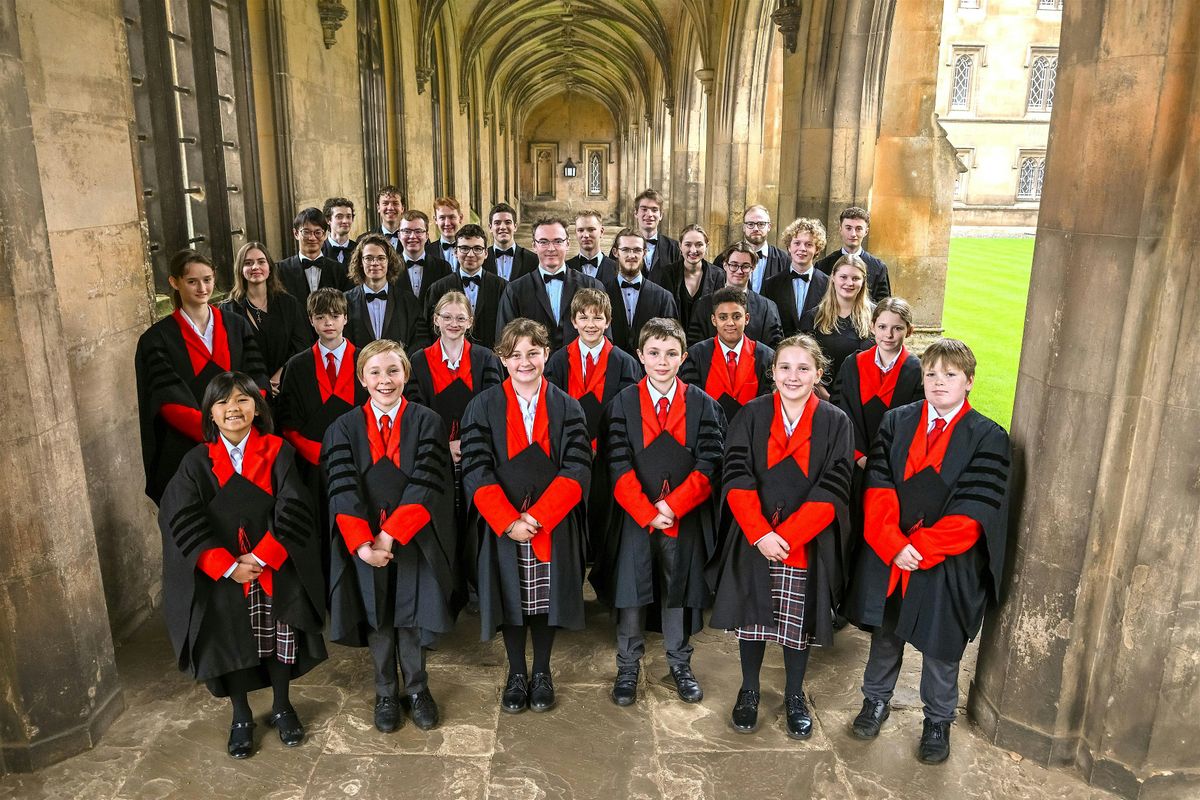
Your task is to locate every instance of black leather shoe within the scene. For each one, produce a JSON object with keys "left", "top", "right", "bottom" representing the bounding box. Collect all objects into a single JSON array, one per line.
[
  {"left": 407, "top": 689, "right": 439, "bottom": 731},
  {"left": 227, "top": 721, "right": 255, "bottom": 759},
  {"left": 670, "top": 664, "right": 703, "bottom": 703},
  {"left": 501, "top": 673, "right": 529, "bottom": 714},
  {"left": 784, "top": 693, "right": 813, "bottom": 740},
  {"left": 267, "top": 708, "right": 305, "bottom": 747},
  {"left": 851, "top": 698, "right": 891, "bottom": 740},
  {"left": 917, "top": 719, "right": 952, "bottom": 764},
  {"left": 611, "top": 667, "right": 640, "bottom": 706},
  {"left": 374, "top": 695, "right": 403, "bottom": 733},
  {"left": 529, "top": 672, "right": 556, "bottom": 712},
  {"left": 731, "top": 689, "right": 760, "bottom": 733}
]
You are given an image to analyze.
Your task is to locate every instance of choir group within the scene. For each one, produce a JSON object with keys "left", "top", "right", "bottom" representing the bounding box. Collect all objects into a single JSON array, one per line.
[{"left": 135, "top": 186, "right": 1012, "bottom": 766}]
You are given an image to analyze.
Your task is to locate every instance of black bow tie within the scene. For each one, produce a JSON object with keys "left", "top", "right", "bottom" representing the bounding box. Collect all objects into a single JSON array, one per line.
[
  {"left": 792, "top": 271, "right": 811, "bottom": 283},
  {"left": 579, "top": 256, "right": 597, "bottom": 268},
  {"left": 367, "top": 290, "right": 388, "bottom": 302},
  {"left": 645, "top": 239, "right": 658, "bottom": 247},
  {"left": 495, "top": 247, "right": 515, "bottom": 258},
  {"left": 441, "top": 241, "right": 454, "bottom": 250},
  {"left": 300, "top": 257, "right": 318, "bottom": 266},
  {"left": 460, "top": 274, "right": 481, "bottom": 287},
  {"left": 406, "top": 259, "right": 425, "bottom": 268},
  {"left": 543, "top": 272, "right": 565, "bottom": 284},
  {"left": 620, "top": 279, "right": 641, "bottom": 290}
]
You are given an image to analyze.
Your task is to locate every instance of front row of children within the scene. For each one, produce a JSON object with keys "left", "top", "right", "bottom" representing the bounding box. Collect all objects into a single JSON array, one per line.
[{"left": 152, "top": 282, "right": 1011, "bottom": 766}]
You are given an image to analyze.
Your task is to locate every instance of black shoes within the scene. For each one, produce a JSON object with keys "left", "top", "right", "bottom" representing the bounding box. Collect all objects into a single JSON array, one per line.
[
  {"left": 611, "top": 667, "right": 640, "bottom": 706},
  {"left": 267, "top": 708, "right": 305, "bottom": 747},
  {"left": 918, "top": 719, "right": 952, "bottom": 764},
  {"left": 407, "top": 689, "right": 440, "bottom": 731},
  {"left": 501, "top": 673, "right": 529, "bottom": 714},
  {"left": 374, "top": 694, "right": 403, "bottom": 733},
  {"left": 227, "top": 721, "right": 255, "bottom": 759},
  {"left": 670, "top": 664, "right": 704, "bottom": 703},
  {"left": 731, "top": 688, "right": 760, "bottom": 733},
  {"left": 784, "top": 693, "right": 813, "bottom": 740},
  {"left": 851, "top": 698, "right": 891, "bottom": 740},
  {"left": 529, "top": 672, "right": 556, "bottom": 712}
]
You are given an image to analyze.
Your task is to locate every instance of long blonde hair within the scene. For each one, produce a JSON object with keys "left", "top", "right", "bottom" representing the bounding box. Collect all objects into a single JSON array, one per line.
[{"left": 812, "top": 254, "right": 872, "bottom": 337}]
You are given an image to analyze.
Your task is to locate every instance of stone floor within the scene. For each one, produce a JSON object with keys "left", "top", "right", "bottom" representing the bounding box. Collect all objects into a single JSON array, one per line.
[{"left": 0, "top": 597, "right": 1113, "bottom": 800}]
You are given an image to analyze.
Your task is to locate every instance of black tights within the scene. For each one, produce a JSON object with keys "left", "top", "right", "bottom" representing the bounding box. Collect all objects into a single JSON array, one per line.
[
  {"left": 229, "top": 658, "right": 293, "bottom": 723},
  {"left": 502, "top": 614, "right": 557, "bottom": 676},
  {"left": 738, "top": 640, "right": 811, "bottom": 696}
]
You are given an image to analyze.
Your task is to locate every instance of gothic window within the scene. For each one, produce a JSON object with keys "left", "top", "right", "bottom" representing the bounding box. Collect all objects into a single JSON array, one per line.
[
  {"left": 1027, "top": 51, "right": 1058, "bottom": 112},
  {"left": 1037, "top": 0, "right": 1063, "bottom": 10},
  {"left": 955, "top": 149, "right": 973, "bottom": 201},
  {"left": 588, "top": 152, "right": 602, "bottom": 195},
  {"left": 583, "top": 143, "right": 609, "bottom": 198},
  {"left": 123, "top": 0, "right": 263, "bottom": 294},
  {"left": 1017, "top": 153, "right": 1046, "bottom": 200},
  {"left": 951, "top": 52, "right": 976, "bottom": 111}
]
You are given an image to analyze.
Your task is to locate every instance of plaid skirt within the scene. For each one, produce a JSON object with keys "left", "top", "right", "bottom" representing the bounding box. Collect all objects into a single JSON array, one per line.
[
  {"left": 734, "top": 563, "right": 810, "bottom": 649},
  {"left": 247, "top": 579, "right": 297, "bottom": 664},
  {"left": 518, "top": 541, "right": 551, "bottom": 615}
]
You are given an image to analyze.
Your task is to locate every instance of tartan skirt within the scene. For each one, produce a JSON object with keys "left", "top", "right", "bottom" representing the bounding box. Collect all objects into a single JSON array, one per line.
[
  {"left": 734, "top": 563, "right": 810, "bottom": 649},
  {"left": 517, "top": 541, "right": 551, "bottom": 616},
  {"left": 247, "top": 579, "right": 297, "bottom": 664}
]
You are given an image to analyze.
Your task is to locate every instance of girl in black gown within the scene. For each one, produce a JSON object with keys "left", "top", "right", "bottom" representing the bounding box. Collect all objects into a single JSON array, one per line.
[{"left": 799, "top": 254, "right": 873, "bottom": 399}]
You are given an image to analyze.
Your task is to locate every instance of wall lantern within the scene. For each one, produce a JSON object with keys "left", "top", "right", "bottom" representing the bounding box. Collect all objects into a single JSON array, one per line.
[{"left": 563, "top": 157, "right": 578, "bottom": 178}]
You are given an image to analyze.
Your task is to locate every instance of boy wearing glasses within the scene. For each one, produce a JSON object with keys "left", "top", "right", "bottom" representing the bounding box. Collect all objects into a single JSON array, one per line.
[
  {"left": 686, "top": 243, "right": 784, "bottom": 348},
  {"left": 343, "top": 233, "right": 426, "bottom": 352},
  {"left": 279, "top": 207, "right": 350, "bottom": 307},
  {"left": 495, "top": 217, "right": 604, "bottom": 351},
  {"left": 396, "top": 210, "right": 451, "bottom": 307},
  {"left": 425, "top": 224, "right": 509, "bottom": 349},
  {"left": 603, "top": 229, "right": 679, "bottom": 354}
]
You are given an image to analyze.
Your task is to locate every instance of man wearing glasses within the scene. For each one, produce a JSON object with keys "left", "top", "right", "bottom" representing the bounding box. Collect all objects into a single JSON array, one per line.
[
  {"left": 686, "top": 243, "right": 784, "bottom": 348},
  {"left": 424, "top": 223, "right": 508, "bottom": 349},
  {"left": 397, "top": 210, "right": 452, "bottom": 307},
  {"left": 278, "top": 207, "right": 350, "bottom": 307},
  {"left": 714, "top": 205, "right": 790, "bottom": 294},
  {"left": 484, "top": 202, "right": 538, "bottom": 281},
  {"left": 602, "top": 229, "right": 679, "bottom": 353},
  {"left": 343, "top": 232, "right": 426, "bottom": 351},
  {"left": 496, "top": 217, "right": 605, "bottom": 351}
]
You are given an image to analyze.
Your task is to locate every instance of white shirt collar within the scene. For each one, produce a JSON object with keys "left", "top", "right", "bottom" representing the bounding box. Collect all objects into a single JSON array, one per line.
[
  {"left": 371, "top": 399, "right": 402, "bottom": 426},
  {"left": 319, "top": 339, "right": 348, "bottom": 361},
  {"left": 220, "top": 433, "right": 248, "bottom": 471},
  {"left": 780, "top": 403, "right": 802, "bottom": 436},
  {"left": 790, "top": 265, "right": 814, "bottom": 278},
  {"left": 182, "top": 308, "right": 214, "bottom": 349},
  {"left": 719, "top": 337, "right": 746, "bottom": 359},
  {"left": 927, "top": 400, "right": 965, "bottom": 428},
  {"left": 538, "top": 265, "right": 565, "bottom": 279},
  {"left": 875, "top": 347, "right": 902, "bottom": 373},
  {"left": 441, "top": 341, "right": 464, "bottom": 371},
  {"left": 578, "top": 338, "right": 604, "bottom": 362},
  {"left": 647, "top": 379, "right": 677, "bottom": 406}
]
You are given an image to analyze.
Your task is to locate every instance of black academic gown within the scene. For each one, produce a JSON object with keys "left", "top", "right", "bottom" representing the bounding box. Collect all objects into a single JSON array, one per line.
[
  {"left": 344, "top": 281, "right": 426, "bottom": 351},
  {"left": 686, "top": 291, "right": 784, "bottom": 349},
  {"left": 135, "top": 308, "right": 269, "bottom": 504},
  {"left": 460, "top": 381, "right": 592, "bottom": 633},
  {"left": 603, "top": 276, "right": 681, "bottom": 354},
  {"left": 495, "top": 268, "right": 606, "bottom": 351},
  {"left": 762, "top": 268, "right": 830, "bottom": 337},
  {"left": 649, "top": 260, "right": 725, "bottom": 332},
  {"left": 404, "top": 341, "right": 506, "bottom": 441},
  {"left": 485, "top": 244, "right": 540, "bottom": 282},
  {"left": 843, "top": 402, "right": 1011, "bottom": 662},
  {"left": 644, "top": 234, "right": 681, "bottom": 275},
  {"left": 680, "top": 337, "right": 775, "bottom": 424},
  {"left": 799, "top": 310, "right": 873, "bottom": 393},
  {"left": 708, "top": 395, "right": 853, "bottom": 648},
  {"left": 423, "top": 270, "right": 508, "bottom": 350},
  {"left": 278, "top": 255, "right": 351, "bottom": 307},
  {"left": 815, "top": 249, "right": 891, "bottom": 303},
  {"left": 218, "top": 293, "right": 311, "bottom": 380},
  {"left": 715, "top": 244, "right": 790, "bottom": 291},
  {"left": 567, "top": 254, "right": 618, "bottom": 285},
  {"left": 590, "top": 382, "right": 724, "bottom": 637},
  {"left": 323, "top": 402, "right": 458, "bottom": 647},
  {"left": 158, "top": 435, "right": 327, "bottom": 695}
]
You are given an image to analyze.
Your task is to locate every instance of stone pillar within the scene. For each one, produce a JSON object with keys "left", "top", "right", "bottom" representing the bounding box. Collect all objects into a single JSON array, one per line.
[
  {"left": 868, "top": 0, "right": 954, "bottom": 334},
  {"left": 0, "top": 0, "right": 123, "bottom": 772},
  {"left": 968, "top": 2, "right": 1200, "bottom": 797}
]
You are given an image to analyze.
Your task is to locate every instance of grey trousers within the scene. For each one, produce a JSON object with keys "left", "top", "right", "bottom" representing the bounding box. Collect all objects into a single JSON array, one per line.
[
  {"left": 616, "top": 605, "right": 692, "bottom": 670},
  {"left": 861, "top": 626, "right": 959, "bottom": 724},
  {"left": 367, "top": 620, "right": 427, "bottom": 697}
]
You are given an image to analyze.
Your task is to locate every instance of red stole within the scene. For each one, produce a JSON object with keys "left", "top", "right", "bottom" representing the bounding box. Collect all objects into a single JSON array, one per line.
[
  {"left": 503, "top": 378, "right": 551, "bottom": 459},
  {"left": 205, "top": 429, "right": 283, "bottom": 595},
  {"left": 173, "top": 306, "right": 231, "bottom": 375},
  {"left": 766, "top": 392, "right": 819, "bottom": 472},
  {"left": 566, "top": 339, "right": 612, "bottom": 402},
  {"left": 638, "top": 377, "right": 687, "bottom": 446},
  {"left": 857, "top": 346, "right": 907, "bottom": 407},
  {"left": 426, "top": 339, "right": 474, "bottom": 394},
  {"left": 313, "top": 341, "right": 357, "bottom": 405},
  {"left": 364, "top": 400, "right": 404, "bottom": 466},
  {"left": 703, "top": 338, "right": 758, "bottom": 405},
  {"left": 903, "top": 400, "right": 971, "bottom": 480}
]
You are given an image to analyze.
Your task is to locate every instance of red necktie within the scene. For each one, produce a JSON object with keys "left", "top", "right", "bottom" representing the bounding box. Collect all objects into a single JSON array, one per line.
[
  {"left": 584, "top": 352, "right": 596, "bottom": 381},
  {"left": 726, "top": 350, "right": 738, "bottom": 386},
  {"left": 927, "top": 417, "right": 947, "bottom": 448},
  {"left": 380, "top": 415, "right": 393, "bottom": 447},
  {"left": 325, "top": 352, "right": 338, "bottom": 388},
  {"left": 656, "top": 397, "right": 669, "bottom": 429}
]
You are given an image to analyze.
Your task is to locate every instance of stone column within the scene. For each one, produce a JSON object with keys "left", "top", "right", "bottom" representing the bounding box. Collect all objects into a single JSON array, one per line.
[
  {"left": 968, "top": 2, "right": 1200, "bottom": 798},
  {"left": 0, "top": 0, "right": 123, "bottom": 772}
]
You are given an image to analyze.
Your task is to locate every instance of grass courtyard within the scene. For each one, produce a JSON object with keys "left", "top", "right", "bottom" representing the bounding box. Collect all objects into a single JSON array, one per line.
[{"left": 941, "top": 237, "right": 1035, "bottom": 430}]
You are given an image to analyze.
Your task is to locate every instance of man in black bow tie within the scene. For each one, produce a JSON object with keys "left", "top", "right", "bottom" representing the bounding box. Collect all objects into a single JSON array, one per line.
[
  {"left": 343, "top": 233, "right": 425, "bottom": 350},
  {"left": 602, "top": 229, "right": 678, "bottom": 353},
  {"left": 424, "top": 197, "right": 463, "bottom": 270},
  {"left": 374, "top": 185, "right": 405, "bottom": 250},
  {"left": 567, "top": 210, "right": 617, "bottom": 284},
  {"left": 322, "top": 197, "right": 358, "bottom": 266},
  {"left": 484, "top": 202, "right": 538, "bottom": 281},
  {"left": 761, "top": 217, "right": 830, "bottom": 336},
  {"left": 424, "top": 223, "right": 508, "bottom": 349},
  {"left": 278, "top": 207, "right": 350, "bottom": 315},
  {"left": 496, "top": 217, "right": 605, "bottom": 351},
  {"left": 398, "top": 210, "right": 451, "bottom": 307},
  {"left": 632, "top": 189, "right": 680, "bottom": 276}
]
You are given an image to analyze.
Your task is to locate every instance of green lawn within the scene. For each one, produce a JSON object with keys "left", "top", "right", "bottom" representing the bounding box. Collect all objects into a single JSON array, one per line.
[{"left": 941, "top": 237, "right": 1035, "bottom": 430}]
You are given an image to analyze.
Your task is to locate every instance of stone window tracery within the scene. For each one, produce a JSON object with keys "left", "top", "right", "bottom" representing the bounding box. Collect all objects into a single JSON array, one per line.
[
  {"left": 1027, "top": 52, "right": 1057, "bottom": 112},
  {"left": 1017, "top": 153, "right": 1046, "bottom": 200}
]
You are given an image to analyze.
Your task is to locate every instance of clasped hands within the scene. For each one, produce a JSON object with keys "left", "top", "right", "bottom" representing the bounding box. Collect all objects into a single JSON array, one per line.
[
  {"left": 505, "top": 512, "right": 543, "bottom": 542},
  {"left": 892, "top": 543, "right": 923, "bottom": 571},
  {"left": 230, "top": 554, "right": 264, "bottom": 584},
  {"left": 357, "top": 533, "right": 396, "bottom": 568},
  {"left": 648, "top": 500, "right": 675, "bottom": 532}
]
